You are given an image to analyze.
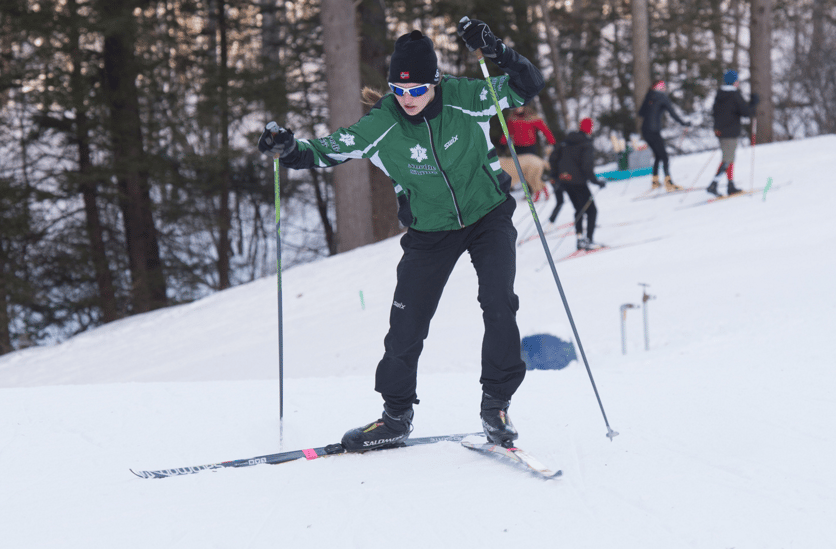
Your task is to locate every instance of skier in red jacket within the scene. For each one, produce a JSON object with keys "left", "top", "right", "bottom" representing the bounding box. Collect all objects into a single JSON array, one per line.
[{"left": 499, "top": 105, "right": 556, "bottom": 200}]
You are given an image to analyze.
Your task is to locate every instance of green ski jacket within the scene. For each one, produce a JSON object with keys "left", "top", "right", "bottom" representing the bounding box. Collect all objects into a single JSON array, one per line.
[{"left": 281, "top": 48, "right": 544, "bottom": 232}]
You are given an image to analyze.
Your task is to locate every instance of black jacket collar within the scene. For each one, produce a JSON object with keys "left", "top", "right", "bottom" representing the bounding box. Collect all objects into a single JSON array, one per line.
[{"left": 396, "top": 84, "right": 443, "bottom": 124}]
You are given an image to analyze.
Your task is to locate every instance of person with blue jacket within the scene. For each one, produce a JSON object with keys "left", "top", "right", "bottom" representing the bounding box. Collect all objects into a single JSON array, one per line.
[{"left": 258, "top": 20, "right": 545, "bottom": 450}]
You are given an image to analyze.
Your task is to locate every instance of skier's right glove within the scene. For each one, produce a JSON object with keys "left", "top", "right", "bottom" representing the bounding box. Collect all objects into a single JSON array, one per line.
[
  {"left": 457, "top": 17, "right": 505, "bottom": 59},
  {"left": 595, "top": 180, "right": 607, "bottom": 189},
  {"left": 258, "top": 122, "right": 297, "bottom": 158}
]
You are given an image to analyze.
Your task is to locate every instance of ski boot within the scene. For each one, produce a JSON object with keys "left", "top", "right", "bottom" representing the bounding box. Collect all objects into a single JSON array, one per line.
[
  {"left": 480, "top": 392, "right": 518, "bottom": 447},
  {"left": 727, "top": 181, "right": 743, "bottom": 195},
  {"left": 650, "top": 175, "right": 661, "bottom": 190},
  {"left": 576, "top": 234, "right": 589, "bottom": 250},
  {"left": 706, "top": 180, "right": 720, "bottom": 196},
  {"left": 341, "top": 405, "right": 413, "bottom": 452},
  {"left": 665, "top": 175, "right": 683, "bottom": 192},
  {"left": 584, "top": 238, "right": 604, "bottom": 250}
]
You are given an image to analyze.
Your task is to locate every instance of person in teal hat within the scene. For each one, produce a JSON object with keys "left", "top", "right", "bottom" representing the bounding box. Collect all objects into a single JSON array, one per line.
[{"left": 708, "top": 70, "right": 760, "bottom": 196}]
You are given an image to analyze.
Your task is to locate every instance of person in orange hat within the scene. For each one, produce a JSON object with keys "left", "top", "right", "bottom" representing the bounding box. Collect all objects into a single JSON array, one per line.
[
  {"left": 548, "top": 118, "right": 606, "bottom": 250},
  {"left": 638, "top": 80, "right": 691, "bottom": 191}
]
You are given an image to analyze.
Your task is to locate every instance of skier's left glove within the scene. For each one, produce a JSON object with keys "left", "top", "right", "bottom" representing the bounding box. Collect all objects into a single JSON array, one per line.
[
  {"left": 457, "top": 17, "right": 505, "bottom": 59},
  {"left": 258, "top": 122, "right": 297, "bottom": 158},
  {"left": 595, "top": 180, "right": 607, "bottom": 189}
]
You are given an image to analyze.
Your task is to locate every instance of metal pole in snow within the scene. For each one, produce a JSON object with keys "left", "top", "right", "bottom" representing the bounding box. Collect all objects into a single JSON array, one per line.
[
  {"left": 639, "top": 283, "right": 654, "bottom": 351},
  {"left": 620, "top": 304, "right": 638, "bottom": 355}
]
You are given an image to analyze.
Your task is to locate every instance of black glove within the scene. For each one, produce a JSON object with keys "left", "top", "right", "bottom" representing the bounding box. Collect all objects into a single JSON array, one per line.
[
  {"left": 750, "top": 93, "right": 760, "bottom": 108},
  {"left": 684, "top": 121, "right": 692, "bottom": 127},
  {"left": 595, "top": 180, "right": 606, "bottom": 189},
  {"left": 457, "top": 17, "right": 504, "bottom": 58},
  {"left": 258, "top": 122, "right": 296, "bottom": 158}
]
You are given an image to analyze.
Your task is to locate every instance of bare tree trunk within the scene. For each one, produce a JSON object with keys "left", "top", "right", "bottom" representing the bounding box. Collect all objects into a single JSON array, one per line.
[
  {"left": 69, "top": 0, "right": 118, "bottom": 323},
  {"left": 100, "top": 0, "right": 168, "bottom": 313},
  {"left": 750, "top": 0, "right": 774, "bottom": 143},
  {"left": 632, "top": 0, "right": 650, "bottom": 133},
  {"left": 0, "top": 252, "right": 10, "bottom": 354},
  {"left": 732, "top": 0, "right": 743, "bottom": 71},
  {"left": 321, "top": 0, "right": 373, "bottom": 253},
  {"left": 539, "top": 0, "right": 569, "bottom": 129},
  {"left": 358, "top": 0, "right": 401, "bottom": 243},
  {"left": 216, "top": 0, "right": 232, "bottom": 289}
]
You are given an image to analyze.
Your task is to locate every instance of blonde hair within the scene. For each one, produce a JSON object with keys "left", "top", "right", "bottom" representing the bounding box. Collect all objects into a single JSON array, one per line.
[{"left": 362, "top": 86, "right": 386, "bottom": 107}]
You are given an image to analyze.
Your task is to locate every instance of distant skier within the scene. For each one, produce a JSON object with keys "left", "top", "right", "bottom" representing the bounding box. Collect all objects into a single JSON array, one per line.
[
  {"left": 549, "top": 118, "right": 606, "bottom": 250},
  {"left": 258, "top": 20, "right": 545, "bottom": 451},
  {"left": 638, "top": 81, "right": 691, "bottom": 192},
  {"left": 708, "top": 70, "right": 760, "bottom": 196},
  {"left": 499, "top": 104, "right": 556, "bottom": 156},
  {"left": 498, "top": 105, "right": 556, "bottom": 201}
]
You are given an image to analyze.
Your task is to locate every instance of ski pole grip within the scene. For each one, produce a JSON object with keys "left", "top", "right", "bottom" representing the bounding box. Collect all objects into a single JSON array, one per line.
[{"left": 459, "top": 16, "right": 485, "bottom": 61}]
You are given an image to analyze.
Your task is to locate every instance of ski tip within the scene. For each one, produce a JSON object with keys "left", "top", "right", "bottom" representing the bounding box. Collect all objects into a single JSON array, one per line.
[{"left": 130, "top": 469, "right": 154, "bottom": 479}]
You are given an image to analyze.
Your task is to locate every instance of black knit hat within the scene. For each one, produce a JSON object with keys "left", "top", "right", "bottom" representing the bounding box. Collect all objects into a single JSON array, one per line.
[{"left": 388, "top": 30, "right": 440, "bottom": 85}]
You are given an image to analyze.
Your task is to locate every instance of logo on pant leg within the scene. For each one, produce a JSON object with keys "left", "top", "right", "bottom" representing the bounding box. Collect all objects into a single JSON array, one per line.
[{"left": 393, "top": 301, "right": 406, "bottom": 310}]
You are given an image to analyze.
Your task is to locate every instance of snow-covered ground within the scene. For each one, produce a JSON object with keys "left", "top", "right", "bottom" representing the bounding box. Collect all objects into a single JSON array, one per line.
[{"left": 2, "top": 135, "right": 835, "bottom": 548}]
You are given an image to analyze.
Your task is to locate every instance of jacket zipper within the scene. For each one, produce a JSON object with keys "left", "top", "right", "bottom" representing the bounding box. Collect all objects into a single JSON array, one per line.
[{"left": 424, "top": 118, "right": 464, "bottom": 228}]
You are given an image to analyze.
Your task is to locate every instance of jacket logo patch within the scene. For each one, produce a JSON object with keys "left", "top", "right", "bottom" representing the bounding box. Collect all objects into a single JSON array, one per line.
[
  {"left": 410, "top": 144, "right": 428, "bottom": 163},
  {"left": 444, "top": 135, "right": 459, "bottom": 150},
  {"left": 480, "top": 88, "right": 488, "bottom": 101},
  {"left": 339, "top": 133, "right": 355, "bottom": 146}
]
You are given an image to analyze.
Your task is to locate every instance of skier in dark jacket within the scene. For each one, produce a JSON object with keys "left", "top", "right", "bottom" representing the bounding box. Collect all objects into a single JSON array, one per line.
[
  {"left": 708, "top": 70, "right": 760, "bottom": 196},
  {"left": 258, "top": 20, "right": 545, "bottom": 450},
  {"left": 638, "top": 81, "right": 691, "bottom": 191},
  {"left": 549, "top": 118, "right": 606, "bottom": 250}
]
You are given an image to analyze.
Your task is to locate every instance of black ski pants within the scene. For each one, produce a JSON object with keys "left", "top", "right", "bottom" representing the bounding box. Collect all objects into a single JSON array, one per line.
[
  {"left": 564, "top": 184, "right": 597, "bottom": 240},
  {"left": 643, "top": 130, "right": 670, "bottom": 177},
  {"left": 375, "top": 197, "right": 526, "bottom": 413}
]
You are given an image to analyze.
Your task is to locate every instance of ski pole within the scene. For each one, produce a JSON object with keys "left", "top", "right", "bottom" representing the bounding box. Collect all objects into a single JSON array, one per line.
[
  {"left": 676, "top": 126, "right": 689, "bottom": 149},
  {"left": 463, "top": 17, "right": 618, "bottom": 440},
  {"left": 679, "top": 149, "right": 718, "bottom": 203},
  {"left": 273, "top": 155, "right": 284, "bottom": 448}
]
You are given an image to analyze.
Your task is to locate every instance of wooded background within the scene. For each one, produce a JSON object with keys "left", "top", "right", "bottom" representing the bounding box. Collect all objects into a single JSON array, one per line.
[{"left": 1, "top": 0, "right": 834, "bottom": 353}]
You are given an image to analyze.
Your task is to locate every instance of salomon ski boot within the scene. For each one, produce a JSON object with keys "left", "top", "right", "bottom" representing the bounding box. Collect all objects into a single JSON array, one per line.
[
  {"left": 664, "top": 175, "right": 682, "bottom": 192},
  {"left": 341, "top": 405, "right": 413, "bottom": 452},
  {"left": 480, "top": 392, "right": 519, "bottom": 447}
]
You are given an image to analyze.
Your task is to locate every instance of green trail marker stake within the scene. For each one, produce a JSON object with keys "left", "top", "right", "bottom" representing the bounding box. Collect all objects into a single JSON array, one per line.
[{"left": 763, "top": 177, "right": 773, "bottom": 201}]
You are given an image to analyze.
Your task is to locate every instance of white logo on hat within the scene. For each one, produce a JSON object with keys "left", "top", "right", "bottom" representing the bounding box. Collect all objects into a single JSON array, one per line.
[{"left": 410, "top": 144, "right": 428, "bottom": 163}]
